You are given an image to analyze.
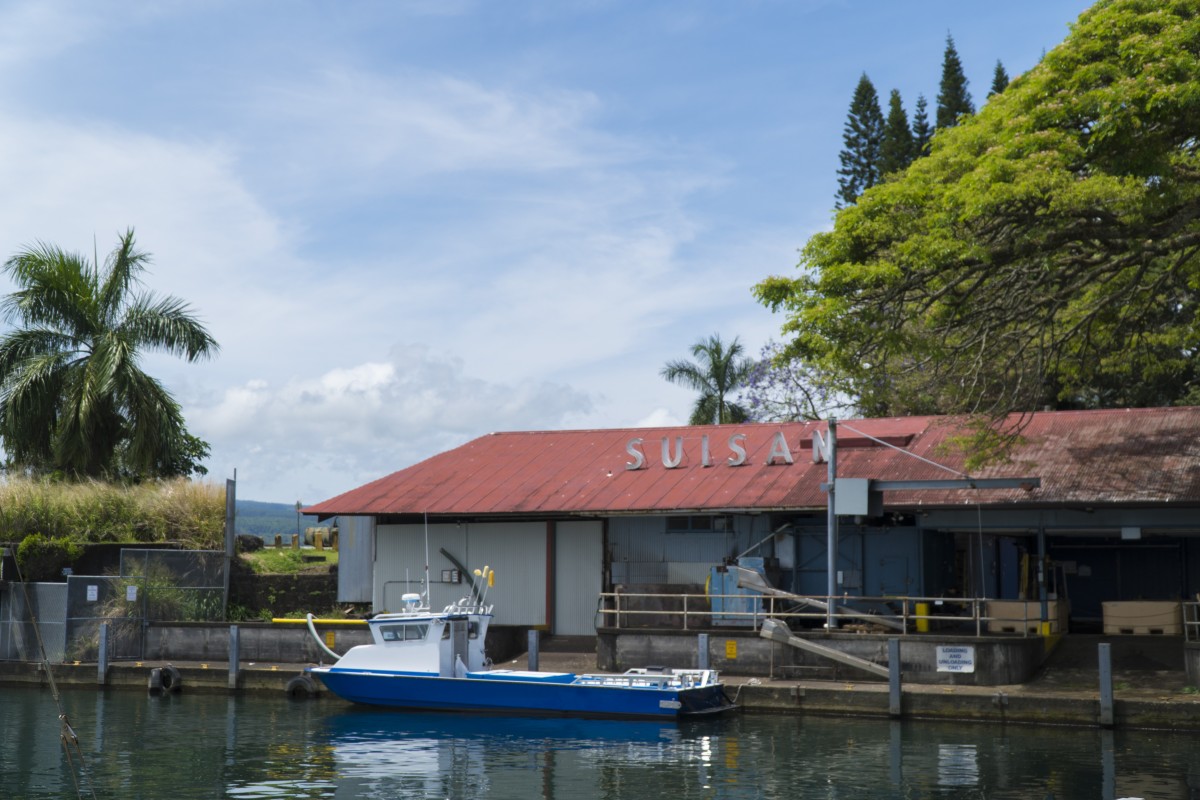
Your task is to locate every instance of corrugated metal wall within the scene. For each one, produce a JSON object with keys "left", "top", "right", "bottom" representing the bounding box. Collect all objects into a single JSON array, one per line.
[
  {"left": 608, "top": 515, "right": 772, "bottom": 585},
  {"left": 375, "top": 522, "right": 547, "bottom": 626},
  {"left": 554, "top": 521, "right": 602, "bottom": 635},
  {"left": 336, "top": 516, "right": 375, "bottom": 603}
]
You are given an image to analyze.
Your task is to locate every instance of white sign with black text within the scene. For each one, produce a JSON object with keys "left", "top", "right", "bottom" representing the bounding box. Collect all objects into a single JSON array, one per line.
[{"left": 936, "top": 645, "right": 976, "bottom": 673}]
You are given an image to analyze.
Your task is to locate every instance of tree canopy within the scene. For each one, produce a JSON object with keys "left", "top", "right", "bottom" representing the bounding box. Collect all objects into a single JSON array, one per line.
[
  {"left": 836, "top": 74, "right": 885, "bottom": 207},
  {"left": 0, "top": 229, "right": 219, "bottom": 480},
  {"left": 989, "top": 60, "right": 1011, "bottom": 97},
  {"left": 755, "top": 0, "right": 1200, "bottom": 422},
  {"left": 661, "top": 334, "right": 753, "bottom": 425},
  {"left": 936, "top": 34, "right": 974, "bottom": 129},
  {"left": 911, "top": 94, "right": 933, "bottom": 156}
]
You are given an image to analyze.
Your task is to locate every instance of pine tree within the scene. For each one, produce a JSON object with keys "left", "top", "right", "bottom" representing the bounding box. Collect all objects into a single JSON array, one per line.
[
  {"left": 879, "top": 89, "right": 914, "bottom": 175},
  {"left": 936, "top": 34, "right": 974, "bottom": 129},
  {"left": 989, "top": 60, "right": 1010, "bottom": 97},
  {"left": 836, "top": 73, "right": 884, "bottom": 207},
  {"left": 912, "top": 94, "right": 933, "bottom": 157}
]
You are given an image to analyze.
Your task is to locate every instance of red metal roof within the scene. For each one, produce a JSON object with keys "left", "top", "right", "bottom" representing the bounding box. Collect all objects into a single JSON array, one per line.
[{"left": 304, "top": 407, "right": 1200, "bottom": 518}]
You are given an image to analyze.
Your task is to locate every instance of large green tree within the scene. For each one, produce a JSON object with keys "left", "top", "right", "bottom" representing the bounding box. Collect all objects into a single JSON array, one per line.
[
  {"left": 988, "top": 59, "right": 1010, "bottom": 97},
  {"left": 879, "top": 89, "right": 915, "bottom": 176},
  {"left": 661, "top": 334, "right": 753, "bottom": 425},
  {"left": 911, "top": 94, "right": 933, "bottom": 156},
  {"left": 835, "top": 73, "right": 885, "bottom": 207},
  {"left": 755, "top": 0, "right": 1200, "bottom": 422},
  {"left": 936, "top": 34, "right": 974, "bottom": 129},
  {"left": 0, "top": 229, "right": 219, "bottom": 479}
]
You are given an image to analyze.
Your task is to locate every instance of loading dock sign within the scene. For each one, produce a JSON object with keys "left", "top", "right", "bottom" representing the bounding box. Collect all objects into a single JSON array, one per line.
[{"left": 936, "top": 645, "right": 976, "bottom": 673}]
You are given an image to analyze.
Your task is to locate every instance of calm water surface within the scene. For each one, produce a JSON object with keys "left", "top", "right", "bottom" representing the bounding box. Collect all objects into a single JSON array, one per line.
[{"left": 3, "top": 684, "right": 1199, "bottom": 799}]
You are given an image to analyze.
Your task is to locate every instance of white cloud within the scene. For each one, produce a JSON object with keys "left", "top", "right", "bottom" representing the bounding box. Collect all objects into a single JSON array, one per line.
[{"left": 191, "top": 344, "right": 594, "bottom": 502}]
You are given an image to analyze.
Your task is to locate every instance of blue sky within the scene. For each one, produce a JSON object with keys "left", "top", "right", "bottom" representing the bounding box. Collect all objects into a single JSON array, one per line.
[{"left": 0, "top": 0, "right": 1092, "bottom": 503}]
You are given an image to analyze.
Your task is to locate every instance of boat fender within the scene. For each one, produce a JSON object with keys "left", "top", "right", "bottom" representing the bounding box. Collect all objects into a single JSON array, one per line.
[
  {"left": 286, "top": 673, "right": 319, "bottom": 699},
  {"left": 148, "top": 665, "right": 182, "bottom": 693},
  {"left": 160, "top": 665, "right": 182, "bottom": 693}
]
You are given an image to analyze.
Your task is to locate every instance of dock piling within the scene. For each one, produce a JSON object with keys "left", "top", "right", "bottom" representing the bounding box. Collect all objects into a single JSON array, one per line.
[
  {"left": 888, "top": 638, "right": 901, "bottom": 717},
  {"left": 97, "top": 621, "right": 109, "bottom": 685},
  {"left": 1098, "top": 642, "right": 1114, "bottom": 727},
  {"left": 528, "top": 630, "right": 539, "bottom": 672},
  {"left": 229, "top": 625, "right": 240, "bottom": 690}
]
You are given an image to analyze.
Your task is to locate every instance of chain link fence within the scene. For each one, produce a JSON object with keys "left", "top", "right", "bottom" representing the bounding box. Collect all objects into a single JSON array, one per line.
[
  {"left": 2, "top": 548, "right": 225, "bottom": 663},
  {"left": 0, "top": 582, "right": 68, "bottom": 662}
]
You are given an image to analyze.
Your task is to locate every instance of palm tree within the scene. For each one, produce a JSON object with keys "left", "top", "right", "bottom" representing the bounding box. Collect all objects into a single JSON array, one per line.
[
  {"left": 0, "top": 229, "right": 219, "bottom": 479},
  {"left": 660, "top": 334, "right": 753, "bottom": 425}
]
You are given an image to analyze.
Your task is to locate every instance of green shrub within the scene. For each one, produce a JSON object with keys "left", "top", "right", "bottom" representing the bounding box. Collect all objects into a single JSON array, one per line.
[{"left": 16, "top": 534, "right": 83, "bottom": 582}]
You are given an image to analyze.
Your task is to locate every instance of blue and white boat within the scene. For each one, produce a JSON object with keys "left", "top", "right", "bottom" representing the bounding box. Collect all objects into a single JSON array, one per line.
[{"left": 305, "top": 589, "right": 734, "bottom": 720}]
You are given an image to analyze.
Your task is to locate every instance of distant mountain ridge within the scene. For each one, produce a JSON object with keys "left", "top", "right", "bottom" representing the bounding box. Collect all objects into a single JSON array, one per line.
[{"left": 236, "top": 499, "right": 332, "bottom": 537}]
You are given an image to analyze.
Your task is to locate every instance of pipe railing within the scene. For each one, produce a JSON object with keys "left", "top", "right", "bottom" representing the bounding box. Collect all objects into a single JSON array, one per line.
[
  {"left": 599, "top": 591, "right": 1070, "bottom": 637},
  {"left": 1185, "top": 601, "right": 1200, "bottom": 643}
]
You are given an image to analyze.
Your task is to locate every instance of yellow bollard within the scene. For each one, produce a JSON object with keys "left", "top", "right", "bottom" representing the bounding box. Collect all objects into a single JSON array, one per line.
[
  {"left": 291, "top": 534, "right": 299, "bottom": 550},
  {"left": 315, "top": 531, "right": 324, "bottom": 551},
  {"left": 916, "top": 602, "right": 930, "bottom": 633}
]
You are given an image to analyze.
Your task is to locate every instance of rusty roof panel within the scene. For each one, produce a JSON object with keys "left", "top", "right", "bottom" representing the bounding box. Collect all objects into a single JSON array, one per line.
[{"left": 304, "top": 408, "right": 1200, "bottom": 517}]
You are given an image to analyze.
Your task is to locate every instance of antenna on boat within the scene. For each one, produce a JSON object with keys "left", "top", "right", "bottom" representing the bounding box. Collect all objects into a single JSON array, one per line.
[{"left": 423, "top": 510, "right": 431, "bottom": 605}]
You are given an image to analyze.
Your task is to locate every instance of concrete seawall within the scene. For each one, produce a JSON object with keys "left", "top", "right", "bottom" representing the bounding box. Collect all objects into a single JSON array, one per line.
[
  {"left": 2, "top": 623, "right": 1197, "bottom": 731},
  {"left": 1, "top": 657, "right": 1198, "bottom": 731}
]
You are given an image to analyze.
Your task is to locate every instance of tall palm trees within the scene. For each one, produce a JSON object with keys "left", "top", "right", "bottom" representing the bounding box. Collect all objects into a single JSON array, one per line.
[
  {"left": 0, "top": 229, "right": 219, "bottom": 479},
  {"left": 660, "top": 334, "right": 753, "bottom": 425}
]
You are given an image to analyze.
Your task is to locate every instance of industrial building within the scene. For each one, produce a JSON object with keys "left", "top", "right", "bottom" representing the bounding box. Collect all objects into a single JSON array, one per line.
[{"left": 306, "top": 407, "right": 1200, "bottom": 638}]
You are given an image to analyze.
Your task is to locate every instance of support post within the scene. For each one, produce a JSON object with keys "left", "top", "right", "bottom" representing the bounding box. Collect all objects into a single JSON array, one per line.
[
  {"left": 228, "top": 625, "right": 240, "bottom": 690},
  {"left": 698, "top": 633, "right": 710, "bottom": 670},
  {"left": 1037, "top": 526, "right": 1049, "bottom": 632},
  {"left": 888, "top": 637, "right": 901, "bottom": 717},
  {"left": 97, "top": 621, "right": 109, "bottom": 685},
  {"left": 1098, "top": 642, "right": 1114, "bottom": 727},
  {"left": 528, "top": 629, "right": 540, "bottom": 672},
  {"left": 826, "top": 418, "right": 838, "bottom": 630}
]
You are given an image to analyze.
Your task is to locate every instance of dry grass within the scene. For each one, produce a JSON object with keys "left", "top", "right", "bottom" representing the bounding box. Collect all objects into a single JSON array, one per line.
[{"left": 0, "top": 477, "right": 225, "bottom": 549}]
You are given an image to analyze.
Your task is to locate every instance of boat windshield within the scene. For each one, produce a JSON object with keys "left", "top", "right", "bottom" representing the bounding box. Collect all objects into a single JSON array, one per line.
[{"left": 378, "top": 623, "right": 430, "bottom": 642}]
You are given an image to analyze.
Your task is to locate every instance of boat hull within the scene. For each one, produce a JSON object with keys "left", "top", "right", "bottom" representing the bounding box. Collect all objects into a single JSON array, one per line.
[{"left": 308, "top": 668, "right": 733, "bottom": 719}]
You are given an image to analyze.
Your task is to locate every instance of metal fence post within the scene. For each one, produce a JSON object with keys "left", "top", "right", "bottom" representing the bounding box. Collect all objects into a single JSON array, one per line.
[
  {"left": 228, "top": 625, "right": 240, "bottom": 690},
  {"left": 1098, "top": 642, "right": 1114, "bottom": 727},
  {"left": 528, "top": 629, "right": 540, "bottom": 672},
  {"left": 97, "top": 621, "right": 109, "bottom": 685},
  {"left": 698, "top": 633, "right": 710, "bottom": 670}
]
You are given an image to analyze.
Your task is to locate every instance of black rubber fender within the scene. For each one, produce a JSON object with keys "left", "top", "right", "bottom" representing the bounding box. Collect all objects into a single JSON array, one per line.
[
  {"left": 147, "top": 667, "right": 163, "bottom": 693},
  {"left": 286, "top": 673, "right": 319, "bottom": 699},
  {"left": 160, "top": 664, "right": 182, "bottom": 693}
]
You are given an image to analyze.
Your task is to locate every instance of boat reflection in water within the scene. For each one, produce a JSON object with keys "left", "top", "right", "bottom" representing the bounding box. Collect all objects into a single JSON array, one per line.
[
  {"left": 322, "top": 708, "right": 713, "bottom": 799},
  {"left": 316, "top": 708, "right": 1200, "bottom": 800}
]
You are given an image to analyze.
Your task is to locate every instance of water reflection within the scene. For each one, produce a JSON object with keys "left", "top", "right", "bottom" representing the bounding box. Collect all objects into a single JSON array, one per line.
[{"left": 2, "top": 687, "right": 1199, "bottom": 799}]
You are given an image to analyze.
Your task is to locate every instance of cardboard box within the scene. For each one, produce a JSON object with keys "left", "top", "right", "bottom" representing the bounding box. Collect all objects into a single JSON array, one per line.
[
  {"left": 1101, "top": 601, "right": 1182, "bottom": 635},
  {"left": 986, "top": 600, "right": 1068, "bottom": 634}
]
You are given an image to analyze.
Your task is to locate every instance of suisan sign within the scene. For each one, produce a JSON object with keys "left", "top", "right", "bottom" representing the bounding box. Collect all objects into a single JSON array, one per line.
[{"left": 625, "top": 430, "right": 835, "bottom": 470}]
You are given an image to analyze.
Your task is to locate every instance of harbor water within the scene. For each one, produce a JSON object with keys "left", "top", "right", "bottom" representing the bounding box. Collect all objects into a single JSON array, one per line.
[{"left": 3, "top": 685, "right": 1199, "bottom": 799}]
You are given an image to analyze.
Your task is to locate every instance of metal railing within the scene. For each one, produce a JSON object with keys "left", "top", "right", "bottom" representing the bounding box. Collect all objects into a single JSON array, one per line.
[{"left": 598, "top": 590, "right": 1072, "bottom": 638}]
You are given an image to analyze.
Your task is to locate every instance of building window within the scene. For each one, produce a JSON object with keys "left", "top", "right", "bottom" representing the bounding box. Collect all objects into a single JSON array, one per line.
[{"left": 666, "top": 515, "right": 728, "bottom": 533}]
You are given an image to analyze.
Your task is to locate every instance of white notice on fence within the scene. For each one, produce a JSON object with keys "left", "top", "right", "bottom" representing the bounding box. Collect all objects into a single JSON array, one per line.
[
  {"left": 87, "top": 585, "right": 98, "bottom": 602},
  {"left": 936, "top": 645, "right": 975, "bottom": 673},
  {"left": 126, "top": 585, "right": 138, "bottom": 602}
]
